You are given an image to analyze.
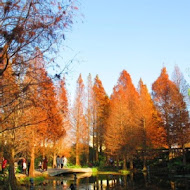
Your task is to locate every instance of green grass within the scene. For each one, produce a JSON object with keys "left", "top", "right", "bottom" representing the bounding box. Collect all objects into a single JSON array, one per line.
[
  {"left": 19, "top": 176, "right": 45, "bottom": 185},
  {"left": 92, "top": 167, "right": 98, "bottom": 173},
  {"left": 119, "top": 170, "right": 130, "bottom": 174},
  {"left": 66, "top": 164, "right": 81, "bottom": 168}
]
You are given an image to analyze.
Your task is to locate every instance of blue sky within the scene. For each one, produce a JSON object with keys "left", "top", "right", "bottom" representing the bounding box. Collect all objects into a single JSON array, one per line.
[{"left": 57, "top": 0, "right": 190, "bottom": 100}]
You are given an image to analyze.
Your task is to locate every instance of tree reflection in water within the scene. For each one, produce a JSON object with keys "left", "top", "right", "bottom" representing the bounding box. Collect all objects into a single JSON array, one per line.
[{"left": 20, "top": 172, "right": 190, "bottom": 190}]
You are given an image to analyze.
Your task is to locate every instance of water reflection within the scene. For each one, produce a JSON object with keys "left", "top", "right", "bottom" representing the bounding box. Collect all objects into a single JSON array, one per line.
[{"left": 21, "top": 172, "right": 190, "bottom": 190}]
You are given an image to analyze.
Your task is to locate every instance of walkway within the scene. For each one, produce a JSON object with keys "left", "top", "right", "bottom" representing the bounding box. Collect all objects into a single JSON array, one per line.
[{"left": 47, "top": 168, "right": 92, "bottom": 177}]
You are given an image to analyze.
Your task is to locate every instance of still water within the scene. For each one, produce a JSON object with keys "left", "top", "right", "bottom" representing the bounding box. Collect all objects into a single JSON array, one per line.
[{"left": 22, "top": 172, "right": 190, "bottom": 190}]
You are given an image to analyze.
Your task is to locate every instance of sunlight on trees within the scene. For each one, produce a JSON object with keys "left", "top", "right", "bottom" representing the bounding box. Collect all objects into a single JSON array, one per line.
[
  {"left": 0, "top": 60, "right": 190, "bottom": 188},
  {"left": 0, "top": 1, "right": 79, "bottom": 188},
  {"left": 0, "top": 2, "right": 189, "bottom": 187}
]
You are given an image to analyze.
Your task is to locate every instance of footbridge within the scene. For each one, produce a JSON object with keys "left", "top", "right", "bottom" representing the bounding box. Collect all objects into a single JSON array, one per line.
[{"left": 47, "top": 168, "right": 92, "bottom": 177}]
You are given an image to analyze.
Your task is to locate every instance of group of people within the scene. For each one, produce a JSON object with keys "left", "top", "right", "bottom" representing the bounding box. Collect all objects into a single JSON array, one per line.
[
  {"left": 17, "top": 158, "right": 30, "bottom": 175},
  {"left": 1, "top": 157, "right": 28, "bottom": 175},
  {"left": 1, "top": 154, "right": 67, "bottom": 175},
  {"left": 20, "top": 156, "right": 47, "bottom": 174},
  {"left": 56, "top": 155, "right": 67, "bottom": 169}
]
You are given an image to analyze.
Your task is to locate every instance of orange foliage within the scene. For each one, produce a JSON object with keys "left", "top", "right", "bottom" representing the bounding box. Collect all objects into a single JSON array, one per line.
[
  {"left": 152, "top": 67, "right": 190, "bottom": 148},
  {"left": 106, "top": 70, "right": 140, "bottom": 158},
  {"left": 93, "top": 75, "right": 109, "bottom": 160},
  {"left": 138, "top": 78, "right": 166, "bottom": 148},
  {"left": 73, "top": 74, "right": 87, "bottom": 165}
]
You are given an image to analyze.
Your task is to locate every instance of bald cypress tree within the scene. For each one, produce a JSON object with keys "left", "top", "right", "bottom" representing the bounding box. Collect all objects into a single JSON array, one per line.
[
  {"left": 93, "top": 75, "right": 109, "bottom": 163},
  {"left": 106, "top": 70, "right": 140, "bottom": 170},
  {"left": 152, "top": 67, "right": 190, "bottom": 162},
  {"left": 138, "top": 79, "right": 166, "bottom": 170},
  {"left": 73, "top": 74, "right": 86, "bottom": 166}
]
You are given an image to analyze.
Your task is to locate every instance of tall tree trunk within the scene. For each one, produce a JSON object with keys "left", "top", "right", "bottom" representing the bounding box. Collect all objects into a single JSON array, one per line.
[
  {"left": 116, "top": 156, "right": 119, "bottom": 168},
  {"left": 143, "top": 119, "right": 147, "bottom": 171},
  {"left": 100, "top": 144, "right": 102, "bottom": 154},
  {"left": 130, "top": 158, "right": 133, "bottom": 170},
  {"left": 95, "top": 143, "right": 98, "bottom": 162},
  {"left": 53, "top": 152, "right": 56, "bottom": 168},
  {"left": 86, "top": 115, "right": 90, "bottom": 165},
  {"left": 143, "top": 172, "right": 148, "bottom": 187},
  {"left": 166, "top": 115, "right": 172, "bottom": 161},
  {"left": 76, "top": 120, "right": 80, "bottom": 166},
  {"left": 123, "top": 156, "right": 127, "bottom": 170},
  {"left": 76, "top": 143, "right": 80, "bottom": 166},
  {"left": 86, "top": 145, "right": 90, "bottom": 165},
  {"left": 29, "top": 145, "right": 35, "bottom": 177},
  {"left": 86, "top": 108, "right": 91, "bottom": 165},
  {"left": 92, "top": 121, "right": 95, "bottom": 164},
  {"left": 0, "top": 133, "right": 5, "bottom": 172},
  {"left": 94, "top": 110, "right": 99, "bottom": 163},
  {"left": 8, "top": 146, "right": 17, "bottom": 190},
  {"left": 29, "top": 129, "right": 35, "bottom": 177},
  {"left": 143, "top": 155, "right": 147, "bottom": 171},
  {"left": 182, "top": 145, "right": 186, "bottom": 166},
  {"left": 95, "top": 128, "right": 99, "bottom": 162},
  {"left": 52, "top": 140, "right": 56, "bottom": 168},
  {"left": 86, "top": 145, "right": 89, "bottom": 165},
  {"left": 42, "top": 137, "right": 45, "bottom": 159}
]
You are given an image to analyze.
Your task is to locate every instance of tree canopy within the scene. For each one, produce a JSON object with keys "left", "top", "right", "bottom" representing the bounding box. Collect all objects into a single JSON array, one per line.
[{"left": 0, "top": 0, "right": 78, "bottom": 75}]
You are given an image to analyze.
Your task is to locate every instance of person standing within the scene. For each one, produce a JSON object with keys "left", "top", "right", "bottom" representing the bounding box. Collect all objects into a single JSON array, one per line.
[
  {"left": 61, "top": 156, "right": 64, "bottom": 168},
  {"left": 38, "top": 161, "right": 42, "bottom": 170},
  {"left": 56, "top": 155, "right": 60, "bottom": 168},
  {"left": 64, "top": 156, "right": 67, "bottom": 167},
  {"left": 27, "top": 160, "right": 30, "bottom": 176},
  {"left": 23, "top": 159, "right": 27, "bottom": 174},
  {"left": 2, "top": 157, "right": 7, "bottom": 174},
  {"left": 43, "top": 156, "right": 48, "bottom": 171}
]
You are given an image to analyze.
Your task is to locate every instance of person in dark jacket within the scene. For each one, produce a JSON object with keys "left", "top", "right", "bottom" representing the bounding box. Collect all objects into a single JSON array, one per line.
[{"left": 43, "top": 156, "right": 48, "bottom": 171}]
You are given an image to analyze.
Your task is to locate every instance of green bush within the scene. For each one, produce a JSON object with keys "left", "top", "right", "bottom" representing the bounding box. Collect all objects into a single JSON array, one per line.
[
  {"left": 66, "top": 163, "right": 81, "bottom": 168},
  {"left": 16, "top": 167, "right": 21, "bottom": 174},
  {"left": 92, "top": 167, "right": 98, "bottom": 173},
  {"left": 19, "top": 176, "right": 45, "bottom": 185}
]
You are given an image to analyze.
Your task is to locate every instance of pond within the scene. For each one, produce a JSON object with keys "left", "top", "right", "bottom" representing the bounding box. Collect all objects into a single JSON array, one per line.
[{"left": 21, "top": 172, "right": 190, "bottom": 190}]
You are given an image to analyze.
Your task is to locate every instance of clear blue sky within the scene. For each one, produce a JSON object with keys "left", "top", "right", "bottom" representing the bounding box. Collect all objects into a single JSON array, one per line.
[{"left": 57, "top": 0, "right": 190, "bottom": 99}]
